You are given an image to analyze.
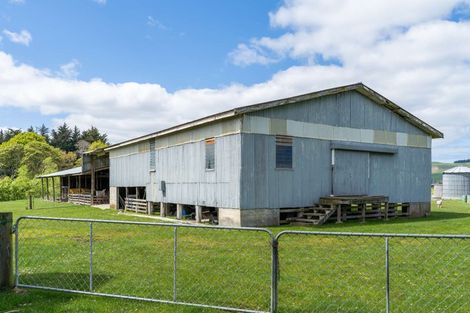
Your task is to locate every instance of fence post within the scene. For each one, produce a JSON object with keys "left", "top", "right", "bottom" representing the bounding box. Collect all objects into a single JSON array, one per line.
[
  {"left": 0, "top": 212, "right": 13, "bottom": 290},
  {"left": 271, "top": 237, "right": 279, "bottom": 313},
  {"left": 28, "top": 194, "right": 33, "bottom": 210},
  {"left": 385, "top": 237, "right": 390, "bottom": 313},
  {"left": 89, "top": 222, "right": 93, "bottom": 292},
  {"left": 173, "top": 226, "right": 177, "bottom": 302}
]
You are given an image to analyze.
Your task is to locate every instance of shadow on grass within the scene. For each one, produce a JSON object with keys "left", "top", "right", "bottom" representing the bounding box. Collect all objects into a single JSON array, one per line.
[
  {"left": 19, "top": 272, "right": 112, "bottom": 291},
  {"left": 1, "top": 287, "right": 219, "bottom": 313},
  {"left": 322, "top": 210, "right": 470, "bottom": 228},
  {"left": 29, "top": 203, "right": 84, "bottom": 211}
]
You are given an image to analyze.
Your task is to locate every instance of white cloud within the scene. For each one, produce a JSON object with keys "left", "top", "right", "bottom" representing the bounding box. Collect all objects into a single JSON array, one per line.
[
  {"left": 229, "top": 43, "right": 279, "bottom": 66},
  {"left": 231, "top": 0, "right": 470, "bottom": 63},
  {"left": 1, "top": 1, "right": 470, "bottom": 162},
  {"left": 226, "top": 0, "right": 470, "bottom": 161},
  {"left": 9, "top": 0, "right": 25, "bottom": 4},
  {"left": 93, "top": 0, "right": 106, "bottom": 5},
  {"left": 2, "top": 29, "right": 32, "bottom": 46},
  {"left": 58, "top": 59, "right": 80, "bottom": 79},
  {"left": 147, "top": 16, "right": 167, "bottom": 29}
]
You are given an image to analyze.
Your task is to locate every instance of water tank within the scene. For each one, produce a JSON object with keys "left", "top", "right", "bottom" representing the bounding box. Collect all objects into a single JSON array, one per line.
[
  {"left": 442, "top": 166, "right": 470, "bottom": 199},
  {"left": 433, "top": 184, "right": 443, "bottom": 199}
]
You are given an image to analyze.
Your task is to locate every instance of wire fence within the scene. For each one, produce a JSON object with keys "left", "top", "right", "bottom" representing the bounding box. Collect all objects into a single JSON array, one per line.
[
  {"left": 275, "top": 231, "right": 470, "bottom": 313},
  {"left": 15, "top": 217, "right": 274, "bottom": 313},
  {"left": 14, "top": 217, "right": 470, "bottom": 313}
]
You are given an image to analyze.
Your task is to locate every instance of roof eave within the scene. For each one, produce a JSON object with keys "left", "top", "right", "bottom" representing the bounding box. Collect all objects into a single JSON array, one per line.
[
  {"left": 356, "top": 85, "right": 443, "bottom": 139},
  {"left": 105, "top": 109, "right": 237, "bottom": 151}
]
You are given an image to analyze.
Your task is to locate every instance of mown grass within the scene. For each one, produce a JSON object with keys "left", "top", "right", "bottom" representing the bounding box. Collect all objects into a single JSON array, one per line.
[{"left": 0, "top": 199, "right": 469, "bottom": 312}]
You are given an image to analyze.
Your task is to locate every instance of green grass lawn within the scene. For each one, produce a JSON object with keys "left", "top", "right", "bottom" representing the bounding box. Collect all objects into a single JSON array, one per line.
[{"left": 1, "top": 199, "right": 469, "bottom": 313}]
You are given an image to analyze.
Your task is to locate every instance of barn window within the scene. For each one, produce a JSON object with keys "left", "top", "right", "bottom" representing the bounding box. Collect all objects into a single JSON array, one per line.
[
  {"left": 276, "top": 135, "right": 293, "bottom": 169},
  {"left": 205, "top": 138, "right": 215, "bottom": 170},
  {"left": 149, "top": 138, "right": 156, "bottom": 170}
]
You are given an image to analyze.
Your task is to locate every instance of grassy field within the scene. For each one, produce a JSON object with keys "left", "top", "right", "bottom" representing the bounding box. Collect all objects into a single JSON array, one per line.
[{"left": 0, "top": 199, "right": 469, "bottom": 313}]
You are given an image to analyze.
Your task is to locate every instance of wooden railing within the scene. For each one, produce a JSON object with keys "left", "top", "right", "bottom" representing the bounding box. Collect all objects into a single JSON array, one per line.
[
  {"left": 68, "top": 193, "right": 93, "bottom": 205},
  {"left": 68, "top": 193, "right": 109, "bottom": 205},
  {"left": 125, "top": 198, "right": 148, "bottom": 214}
]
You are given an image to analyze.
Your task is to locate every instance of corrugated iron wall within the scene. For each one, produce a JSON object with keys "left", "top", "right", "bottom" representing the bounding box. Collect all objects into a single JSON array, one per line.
[
  {"left": 239, "top": 90, "right": 432, "bottom": 209},
  {"left": 152, "top": 133, "right": 241, "bottom": 208},
  {"left": 109, "top": 119, "right": 242, "bottom": 208},
  {"left": 442, "top": 173, "right": 470, "bottom": 199},
  {"left": 249, "top": 90, "right": 428, "bottom": 136}
]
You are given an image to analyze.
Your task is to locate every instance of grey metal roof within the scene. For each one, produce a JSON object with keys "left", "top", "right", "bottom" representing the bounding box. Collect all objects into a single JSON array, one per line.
[
  {"left": 106, "top": 82, "right": 444, "bottom": 151},
  {"left": 443, "top": 166, "right": 470, "bottom": 174},
  {"left": 37, "top": 166, "right": 83, "bottom": 178}
]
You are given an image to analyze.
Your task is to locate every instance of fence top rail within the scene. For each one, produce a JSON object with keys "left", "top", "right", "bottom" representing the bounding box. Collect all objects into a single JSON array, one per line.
[
  {"left": 15, "top": 216, "right": 469, "bottom": 240},
  {"left": 15, "top": 215, "right": 274, "bottom": 236},
  {"left": 275, "top": 230, "right": 470, "bottom": 240}
]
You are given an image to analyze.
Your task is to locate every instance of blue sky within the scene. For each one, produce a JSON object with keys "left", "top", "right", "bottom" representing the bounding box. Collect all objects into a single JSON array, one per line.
[
  {"left": 1, "top": 0, "right": 294, "bottom": 88},
  {"left": 0, "top": 0, "right": 297, "bottom": 130},
  {"left": 0, "top": 0, "right": 470, "bottom": 162}
]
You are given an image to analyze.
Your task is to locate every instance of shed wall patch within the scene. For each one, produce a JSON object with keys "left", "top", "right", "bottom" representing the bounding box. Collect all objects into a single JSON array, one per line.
[{"left": 242, "top": 116, "right": 431, "bottom": 148}]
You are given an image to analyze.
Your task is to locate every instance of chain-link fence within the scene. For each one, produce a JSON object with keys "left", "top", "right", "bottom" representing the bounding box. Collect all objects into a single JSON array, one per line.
[
  {"left": 15, "top": 216, "right": 274, "bottom": 313},
  {"left": 275, "top": 231, "right": 470, "bottom": 313},
  {"left": 14, "top": 217, "right": 470, "bottom": 313}
]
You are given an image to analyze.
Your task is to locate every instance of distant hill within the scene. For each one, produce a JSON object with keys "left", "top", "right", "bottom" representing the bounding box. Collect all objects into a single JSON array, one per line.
[{"left": 432, "top": 162, "right": 470, "bottom": 183}]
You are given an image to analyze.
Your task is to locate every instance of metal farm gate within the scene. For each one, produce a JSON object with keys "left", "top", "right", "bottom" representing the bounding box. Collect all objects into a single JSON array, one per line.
[
  {"left": 15, "top": 217, "right": 274, "bottom": 313},
  {"left": 14, "top": 217, "right": 470, "bottom": 313}
]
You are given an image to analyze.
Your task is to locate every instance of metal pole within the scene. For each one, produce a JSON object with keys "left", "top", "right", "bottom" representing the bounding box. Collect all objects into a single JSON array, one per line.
[
  {"left": 173, "top": 226, "right": 177, "bottom": 302},
  {"left": 89, "top": 223, "right": 93, "bottom": 292},
  {"left": 271, "top": 238, "right": 279, "bottom": 313},
  {"left": 330, "top": 148, "right": 335, "bottom": 195},
  {"left": 385, "top": 237, "right": 390, "bottom": 313}
]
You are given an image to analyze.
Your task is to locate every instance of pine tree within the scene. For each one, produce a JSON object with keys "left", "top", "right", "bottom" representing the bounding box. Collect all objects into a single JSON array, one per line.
[
  {"left": 81, "top": 126, "right": 108, "bottom": 144},
  {"left": 3, "top": 129, "right": 21, "bottom": 142},
  {"left": 37, "top": 124, "right": 50, "bottom": 142},
  {"left": 71, "top": 126, "right": 81, "bottom": 150},
  {"left": 50, "top": 123, "right": 74, "bottom": 152}
]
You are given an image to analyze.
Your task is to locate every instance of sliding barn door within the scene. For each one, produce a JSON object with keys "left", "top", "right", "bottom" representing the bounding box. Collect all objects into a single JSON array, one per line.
[{"left": 333, "top": 150, "right": 369, "bottom": 196}]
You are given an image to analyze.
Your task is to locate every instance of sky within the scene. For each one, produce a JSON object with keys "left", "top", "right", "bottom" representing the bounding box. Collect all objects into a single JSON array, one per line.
[{"left": 0, "top": 0, "right": 469, "bottom": 162}]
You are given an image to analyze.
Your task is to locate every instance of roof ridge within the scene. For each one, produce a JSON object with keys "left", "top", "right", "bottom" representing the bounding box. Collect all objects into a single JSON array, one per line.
[{"left": 106, "top": 83, "right": 443, "bottom": 151}]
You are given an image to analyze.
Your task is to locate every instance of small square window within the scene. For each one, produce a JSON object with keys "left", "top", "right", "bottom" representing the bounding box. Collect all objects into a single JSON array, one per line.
[
  {"left": 205, "top": 138, "right": 215, "bottom": 170},
  {"left": 276, "top": 135, "right": 293, "bottom": 169}
]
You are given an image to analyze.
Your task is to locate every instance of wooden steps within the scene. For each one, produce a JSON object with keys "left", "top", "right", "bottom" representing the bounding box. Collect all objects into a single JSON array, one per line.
[
  {"left": 282, "top": 205, "right": 336, "bottom": 226},
  {"left": 280, "top": 197, "right": 410, "bottom": 226}
]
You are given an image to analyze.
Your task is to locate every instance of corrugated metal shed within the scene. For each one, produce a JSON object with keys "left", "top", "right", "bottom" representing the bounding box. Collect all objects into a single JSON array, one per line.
[
  {"left": 105, "top": 83, "right": 442, "bottom": 226},
  {"left": 442, "top": 166, "right": 470, "bottom": 199},
  {"left": 443, "top": 166, "right": 470, "bottom": 174}
]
